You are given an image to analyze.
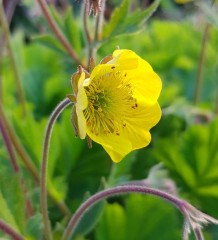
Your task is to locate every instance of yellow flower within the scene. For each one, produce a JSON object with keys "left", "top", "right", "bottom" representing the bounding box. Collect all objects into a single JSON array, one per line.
[{"left": 71, "top": 49, "right": 162, "bottom": 163}]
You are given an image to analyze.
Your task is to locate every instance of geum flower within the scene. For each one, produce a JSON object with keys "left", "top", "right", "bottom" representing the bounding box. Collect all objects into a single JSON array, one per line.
[{"left": 69, "top": 49, "right": 162, "bottom": 163}]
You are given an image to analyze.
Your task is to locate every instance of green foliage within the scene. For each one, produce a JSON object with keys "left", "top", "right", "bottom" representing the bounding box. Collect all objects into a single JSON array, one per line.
[
  {"left": 0, "top": 166, "right": 25, "bottom": 234},
  {"left": 1, "top": 0, "right": 218, "bottom": 239},
  {"left": 95, "top": 195, "right": 180, "bottom": 240},
  {"left": 33, "top": 6, "right": 83, "bottom": 58},
  {"left": 154, "top": 118, "right": 218, "bottom": 212},
  {"left": 102, "top": 0, "right": 161, "bottom": 39}
]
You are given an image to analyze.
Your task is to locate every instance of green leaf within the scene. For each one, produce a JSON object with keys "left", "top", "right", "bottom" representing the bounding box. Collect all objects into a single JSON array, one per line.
[
  {"left": 102, "top": 0, "right": 129, "bottom": 39},
  {"left": 103, "top": 0, "right": 161, "bottom": 39},
  {"left": 73, "top": 198, "right": 106, "bottom": 237},
  {"left": 25, "top": 213, "right": 43, "bottom": 240},
  {"left": 0, "top": 190, "right": 20, "bottom": 232},
  {"left": 32, "top": 34, "right": 66, "bottom": 55},
  {"left": 115, "top": 0, "right": 161, "bottom": 36},
  {"left": 125, "top": 195, "right": 179, "bottom": 240},
  {"left": 63, "top": 7, "right": 82, "bottom": 52},
  {"left": 96, "top": 195, "right": 179, "bottom": 240},
  {"left": 0, "top": 166, "right": 26, "bottom": 233},
  {"left": 95, "top": 203, "right": 126, "bottom": 240},
  {"left": 154, "top": 118, "right": 218, "bottom": 199}
]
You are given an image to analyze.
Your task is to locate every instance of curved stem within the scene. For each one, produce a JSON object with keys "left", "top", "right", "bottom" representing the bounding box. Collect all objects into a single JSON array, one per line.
[
  {"left": 61, "top": 185, "right": 184, "bottom": 240},
  {"left": 40, "top": 98, "right": 72, "bottom": 240},
  {"left": 0, "top": 219, "right": 24, "bottom": 240},
  {"left": 37, "top": 0, "right": 83, "bottom": 67}
]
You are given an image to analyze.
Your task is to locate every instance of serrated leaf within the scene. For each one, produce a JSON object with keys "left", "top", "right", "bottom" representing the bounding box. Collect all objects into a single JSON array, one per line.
[
  {"left": 154, "top": 117, "right": 218, "bottom": 198},
  {"left": 115, "top": 0, "right": 161, "bottom": 36},
  {"left": 103, "top": 0, "right": 129, "bottom": 39},
  {"left": 103, "top": 0, "right": 161, "bottom": 39}
]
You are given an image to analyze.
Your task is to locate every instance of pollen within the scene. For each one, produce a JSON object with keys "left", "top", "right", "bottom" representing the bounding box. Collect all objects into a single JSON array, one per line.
[{"left": 83, "top": 71, "right": 137, "bottom": 136}]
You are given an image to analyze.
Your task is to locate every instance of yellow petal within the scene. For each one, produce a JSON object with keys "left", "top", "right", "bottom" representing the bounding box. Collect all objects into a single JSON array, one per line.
[
  {"left": 76, "top": 72, "right": 88, "bottom": 139},
  {"left": 76, "top": 107, "right": 87, "bottom": 139},
  {"left": 123, "top": 102, "right": 161, "bottom": 150},
  {"left": 112, "top": 50, "right": 162, "bottom": 105},
  {"left": 108, "top": 49, "right": 139, "bottom": 70},
  {"left": 86, "top": 127, "right": 132, "bottom": 162}
]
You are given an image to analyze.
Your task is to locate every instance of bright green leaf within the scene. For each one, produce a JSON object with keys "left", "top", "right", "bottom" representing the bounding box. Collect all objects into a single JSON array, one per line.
[
  {"left": 95, "top": 203, "right": 126, "bottom": 240},
  {"left": 103, "top": 0, "right": 129, "bottom": 39}
]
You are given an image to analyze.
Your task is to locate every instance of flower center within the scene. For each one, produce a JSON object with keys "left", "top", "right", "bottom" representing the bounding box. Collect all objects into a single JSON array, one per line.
[{"left": 84, "top": 70, "right": 138, "bottom": 136}]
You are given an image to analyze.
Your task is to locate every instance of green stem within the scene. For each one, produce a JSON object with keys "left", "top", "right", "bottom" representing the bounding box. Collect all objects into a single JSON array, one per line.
[
  {"left": 193, "top": 23, "right": 210, "bottom": 105},
  {"left": 40, "top": 98, "right": 71, "bottom": 240},
  {"left": 37, "top": 0, "right": 84, "bottom": 67},
  {"left": 0, "top": 219, "right": 24, "bottom": 240},
  {"left": 61, "top": 185, "right": 185, "bottom": 240},
  {"left": 0, "top": 1, "right": 26, "bottom": 116}
]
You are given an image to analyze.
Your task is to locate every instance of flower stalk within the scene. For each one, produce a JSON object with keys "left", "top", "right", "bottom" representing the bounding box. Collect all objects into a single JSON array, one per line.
[
  {"left": 40, "top": 98, "right": 72, "bottom": 240},
  {"left": 61, "top": 185, "right": 218, "bottom": 240},
  {"left": 0, "top": 219, "right": 24, "bottom": 240}
]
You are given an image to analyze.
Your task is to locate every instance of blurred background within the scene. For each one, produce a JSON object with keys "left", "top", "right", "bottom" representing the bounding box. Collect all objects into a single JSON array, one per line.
[{"left": 0, "top": 0, "right": 218, "bottom": 239}]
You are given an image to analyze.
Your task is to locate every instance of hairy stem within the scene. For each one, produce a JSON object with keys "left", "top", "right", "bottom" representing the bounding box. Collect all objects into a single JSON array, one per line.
[
  {"left": 0, "top": 219, "right": 24, "bottom": 240},
  {"left": 0, "top": 1, "right": 26, "bottom": 116},
  {"left": 61, "top": 185, "right": 184, "bottom": 240},
  {"left": 37, "top": 0, "right": 83, "bottom": 67},
  {"left": 40, "top": 98, "right": 71, "bottom": 240}
]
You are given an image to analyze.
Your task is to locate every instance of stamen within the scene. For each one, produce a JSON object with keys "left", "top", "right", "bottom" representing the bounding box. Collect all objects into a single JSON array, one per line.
[{"left": 84, "top": 71, "right": 137, "bottom": 136}]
